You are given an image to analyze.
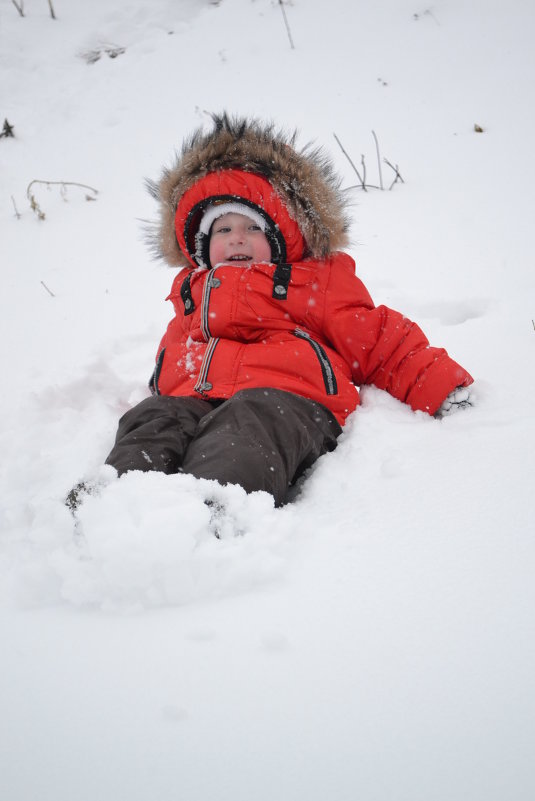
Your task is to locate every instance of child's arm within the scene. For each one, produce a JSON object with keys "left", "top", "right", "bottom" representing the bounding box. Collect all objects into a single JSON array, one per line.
[{"left": 322, "top": 254, "right": 473, "bottom": 416}]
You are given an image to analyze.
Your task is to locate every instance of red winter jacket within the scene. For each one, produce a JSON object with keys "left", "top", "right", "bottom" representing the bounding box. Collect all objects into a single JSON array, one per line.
[{"left": 150, "top": 252, "right": 473, "bottom": 425}]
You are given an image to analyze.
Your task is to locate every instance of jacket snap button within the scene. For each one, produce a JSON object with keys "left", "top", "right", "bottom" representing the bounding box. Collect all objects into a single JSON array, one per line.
[
  {"left": 200, "top": 382, "right": 213, "bottom": 392},
  {"left": 209, "top": 278, "right": 221, "bottom": 288},
  {"left": 274, "top": 284, "right": 286, "bottom": 295}
]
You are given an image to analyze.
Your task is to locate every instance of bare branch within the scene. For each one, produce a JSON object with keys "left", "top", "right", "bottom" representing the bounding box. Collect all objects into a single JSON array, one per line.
[
  {"left": 26, "top": 180, "right": 99, "bottom": 220},
  {"left": 47, "top": 0, "right": 56, "bottom": 19},
  {"left": 384, "top": 159, "right": 405, "bottom": 189},
  {"left": 371, "top": 130, "right": 384, "bottom": 190},
  {"left": 26, "top": 180, "right": 99, "bottom": 198},
  {"left": 40, "top": 281, "right": 56, "bottom": 297},
  {"left": 425, "top": 9, "right": 441, "bottom": 26},
  {"left": 345, "top": 184, "right": 382, "bottom": 191},
  {"left": 11, "top": 0, "right": 24, "bottom": 17},
  {"left": 333, "top": 133, "right": 366, "bottom": 190},
  {"left": 335, "top": 132, "right": 404, "bottom": 192},
  {"left": 278, "top": 0, "right": 295, "bottom": 50},
  {"left": 11, "top": 196, "right": 21, "bottom": 219}
]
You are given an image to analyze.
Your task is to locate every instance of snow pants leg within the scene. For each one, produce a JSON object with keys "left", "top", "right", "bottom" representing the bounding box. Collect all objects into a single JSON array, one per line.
[
  {"left": 182, "top": 388, "right": 342, "bottom": 505},
  {"left": 105, "top": 395, "right": 213, "bottom": 476},
  {"left": 105, "top": 388, "right": 342, "bottom": 506}
]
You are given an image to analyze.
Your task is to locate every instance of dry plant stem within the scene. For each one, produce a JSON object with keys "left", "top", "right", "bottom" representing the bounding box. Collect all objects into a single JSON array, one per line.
[
  {"left": 11, "top": 196, "right": 21, "bottom": 219},
  {"left": 278, "top": 0, "right": 295, "bottom": 50},
  {"left": 361, "top": 154, "right": 367, "bottom": 188},
  {"left": 11, "top": 0, "right": 24, "bottom": 16},
  {"left": 1, "top": 119, "right": 15, "bottom": 138},
  {"left": 346, "top": 183, "right": 381, "bottom": 191},
  {"left": 388, "top": 167, "right": 401, "bottom": 190},
  {"left": 26, "top": 180, "right": 99, "bottom": 220},
  {"left": 29, "top": 195, "right": 45, "bottom": 220},
  {"left": 333, "top": 133, "right": 366, "bottom": 190},
  {"left": 40, "top": 281, "right": 55, "bottom": 297},
  {"left": 384, "top": 159, "right": 404, "bottom": 189},
  {"left": 48, "top": 0, "right": 56, "bottom": 19},
  {"left": 426, "top": 9, "right": 441, "bottom": 26},
  {"left": 26, "top": 180, "right": 99, "bottom": 198},
  {"left": 372, "top": 130, "right": 384, "bottom": 190},
  {"left": 334, "top": 132, "right": 403, "bottom": 192}
]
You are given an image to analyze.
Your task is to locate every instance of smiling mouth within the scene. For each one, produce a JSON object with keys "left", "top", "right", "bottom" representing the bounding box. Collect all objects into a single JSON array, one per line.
[{"left": 227, "top": 254, "right": 252, "bottom": 261}]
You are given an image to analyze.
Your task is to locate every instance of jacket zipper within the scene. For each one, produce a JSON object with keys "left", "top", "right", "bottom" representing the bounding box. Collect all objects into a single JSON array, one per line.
[
  {"left": 293, "top": 329, "right": 338, "bottom": 395},
  {"left": 200, "top": 267, "right": 218, "bottom": 341},
  {"left": 194, "top": 268, "right": 220, "bottom": 395},
  {"left": 194, "top": 337, "right": 220, "bottom": 395}
]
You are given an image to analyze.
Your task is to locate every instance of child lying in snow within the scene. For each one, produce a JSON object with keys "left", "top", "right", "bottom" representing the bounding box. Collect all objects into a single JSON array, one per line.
[{"left": 69, "top": 114, "right": 473, "bottom": 511}]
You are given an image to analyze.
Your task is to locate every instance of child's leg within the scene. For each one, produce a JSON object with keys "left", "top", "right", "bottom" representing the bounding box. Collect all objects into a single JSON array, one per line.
[
  {"left": 105, "top": 395, "right": 213, "bottom": 476},
  {"left": 181, "top": 388, "right": 342, "bottom": 506}
]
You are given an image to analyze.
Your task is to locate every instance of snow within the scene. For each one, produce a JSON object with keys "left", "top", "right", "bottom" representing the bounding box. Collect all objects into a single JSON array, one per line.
[{"left": 1, "top": 0, "right": 534, "bottom": 799}]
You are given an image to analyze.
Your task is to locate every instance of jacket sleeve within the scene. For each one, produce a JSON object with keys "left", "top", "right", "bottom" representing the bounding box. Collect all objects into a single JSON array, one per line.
[{"left": 322, "top": 254, "right": 473, "bottom": 416}]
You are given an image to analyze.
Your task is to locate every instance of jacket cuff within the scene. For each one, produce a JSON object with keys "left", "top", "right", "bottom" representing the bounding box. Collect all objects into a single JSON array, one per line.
[{"left": 407, "top": 357, "right": 473, "bottom": 416}]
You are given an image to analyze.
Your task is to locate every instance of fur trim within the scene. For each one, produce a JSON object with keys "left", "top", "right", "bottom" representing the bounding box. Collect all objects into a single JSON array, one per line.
[{"left": 146, "top": 113, "right": 351, "bottom": 268}]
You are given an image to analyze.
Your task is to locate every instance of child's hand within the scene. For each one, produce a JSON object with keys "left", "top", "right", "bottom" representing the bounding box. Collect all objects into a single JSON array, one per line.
[{"left": 435, "top": 386, "right": 474, "bottom": 418}]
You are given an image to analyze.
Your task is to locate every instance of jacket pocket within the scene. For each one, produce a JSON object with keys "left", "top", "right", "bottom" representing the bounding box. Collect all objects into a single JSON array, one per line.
[
  {"left": 293, "top": 329, "right": 338, "bottom": 395},
  {"left": 148, "top": 348, "right": 166, "bottom": 395}
]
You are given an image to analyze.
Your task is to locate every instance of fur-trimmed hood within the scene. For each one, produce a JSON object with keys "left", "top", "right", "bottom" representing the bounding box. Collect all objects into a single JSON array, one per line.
[{"left": 146, "top": 113, "right": 351, "bottom": 269}]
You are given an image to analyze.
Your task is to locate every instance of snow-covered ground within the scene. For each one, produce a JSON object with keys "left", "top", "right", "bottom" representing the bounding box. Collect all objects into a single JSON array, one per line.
[{"left": 1, "top": 1, "right": 534, "bottom": 799}]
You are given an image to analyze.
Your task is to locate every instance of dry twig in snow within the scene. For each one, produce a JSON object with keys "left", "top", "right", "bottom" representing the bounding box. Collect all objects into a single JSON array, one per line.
[
  {"left": 11, "top": 0, "right": 24, "bottom": 17},
  {"left": 40, "top": 281, "right": 56, "bottom": 298},
  {"left": 278, "top": 1, "right": 295, "bottom": 50},
  {"left": 26, "top": 180, "right": 99, "bottom": 220}
]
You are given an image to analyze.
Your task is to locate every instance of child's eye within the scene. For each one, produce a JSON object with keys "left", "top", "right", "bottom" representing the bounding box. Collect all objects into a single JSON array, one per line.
[
  {"left": 249, "top": 224, "right": 261, "bottom": 231},
  {"left": 214, "top": 226, "right": 230, "bottom": 234}
]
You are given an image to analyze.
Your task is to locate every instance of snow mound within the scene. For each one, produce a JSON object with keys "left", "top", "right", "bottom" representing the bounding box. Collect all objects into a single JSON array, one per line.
[{"left": 5, "top": 470, "right": 295, "bottom": 613}]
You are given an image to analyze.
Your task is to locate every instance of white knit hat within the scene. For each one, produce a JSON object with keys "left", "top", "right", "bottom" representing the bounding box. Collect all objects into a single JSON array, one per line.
[{"left": 198, "top": 201, "right": 267, "bottom": 236}]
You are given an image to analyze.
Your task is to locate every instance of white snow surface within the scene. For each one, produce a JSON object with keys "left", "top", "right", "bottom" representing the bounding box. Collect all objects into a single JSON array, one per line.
[{"left": 1, "top": 1, "right": 534, "bottom": 799}]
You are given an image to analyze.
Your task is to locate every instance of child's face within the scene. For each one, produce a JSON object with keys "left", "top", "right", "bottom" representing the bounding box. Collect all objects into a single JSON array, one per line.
[{"left": 209, "top": 213, "right": 272, "bottom": 267}]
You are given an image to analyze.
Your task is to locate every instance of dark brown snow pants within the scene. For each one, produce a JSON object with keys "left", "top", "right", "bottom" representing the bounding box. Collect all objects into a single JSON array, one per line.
[{"left": 105, "top": 388, "right": 342, "bottom": 506}]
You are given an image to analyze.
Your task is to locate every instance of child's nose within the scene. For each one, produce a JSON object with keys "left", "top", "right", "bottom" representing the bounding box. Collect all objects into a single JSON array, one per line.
[{"left": 231, "top": 229, "right": 246, "bottom": 243}]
